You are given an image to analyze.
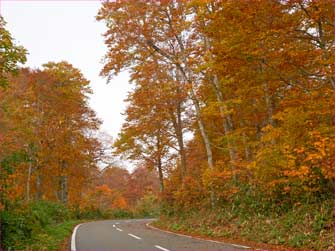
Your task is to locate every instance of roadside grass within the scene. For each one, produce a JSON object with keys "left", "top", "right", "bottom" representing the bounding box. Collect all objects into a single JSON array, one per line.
[
  {"left": 25, "top": 220, "right": 81, "bottom": 251},
  {"left": 154, "top": 199, "right": 334, "bottom": 251}
]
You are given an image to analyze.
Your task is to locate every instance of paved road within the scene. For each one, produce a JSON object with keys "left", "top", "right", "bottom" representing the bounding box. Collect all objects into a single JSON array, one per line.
[{"left": 71, "top": 219, "right": 250, "bottom": 251}]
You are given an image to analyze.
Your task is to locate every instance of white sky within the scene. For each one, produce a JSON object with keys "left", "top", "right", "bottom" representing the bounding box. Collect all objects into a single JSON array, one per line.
[{"left": 1, "top": 0, "right": 131, "bottom": 140}]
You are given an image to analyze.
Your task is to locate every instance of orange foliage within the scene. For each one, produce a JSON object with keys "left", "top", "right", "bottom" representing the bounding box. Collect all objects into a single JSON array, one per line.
[{"left": 98, "top": 0, "right": 333, "bottom": 208}]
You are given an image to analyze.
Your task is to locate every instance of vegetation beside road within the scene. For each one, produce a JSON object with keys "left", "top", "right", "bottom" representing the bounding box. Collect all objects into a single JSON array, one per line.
[
  {"left": 1, "top": 201, "right": 79, "bottom": 250},
  {"left": 155, "top": 197, "right": 333, "bottom": 251}
]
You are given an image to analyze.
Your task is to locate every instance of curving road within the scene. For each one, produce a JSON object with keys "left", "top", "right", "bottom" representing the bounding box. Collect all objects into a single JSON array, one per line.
[{"left": 71, "top": 219, "right": 251, "bottom": 251}]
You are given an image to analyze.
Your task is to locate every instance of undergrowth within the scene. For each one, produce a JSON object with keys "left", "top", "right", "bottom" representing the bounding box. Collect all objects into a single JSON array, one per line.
[{"left": 156, "top": 198, "right": 334, "bottom": 251}]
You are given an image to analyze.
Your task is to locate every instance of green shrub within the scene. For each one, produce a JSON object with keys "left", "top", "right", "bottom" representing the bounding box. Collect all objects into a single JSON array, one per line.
[
  {"left": 134, "top": 193, "right": 160, "bottom": 218},
  {"left": 29, "top": 200, "right": 72, "bottom": 225},
  {"left": 1, "top": 200, "right": 73, "bottom": 250},
  {"left": 75, "top": 207, "right": 105, "bottom": 219},
  {"left": 110, "top": 209, "right": 134, "bottom": 219}
]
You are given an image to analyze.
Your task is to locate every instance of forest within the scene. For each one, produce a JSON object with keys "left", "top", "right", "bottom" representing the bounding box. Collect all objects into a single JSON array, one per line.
[{"left": 0, "top": 0, "right": 334, "bottom": 250}]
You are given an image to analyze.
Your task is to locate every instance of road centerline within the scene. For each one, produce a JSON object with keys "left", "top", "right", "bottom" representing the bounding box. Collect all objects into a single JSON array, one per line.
[
  {"left": 128, "top": 233, "right": 142, "bottom": 240},
  {"left": 74, "top": 219, "right": 254, "bottom": 250},
  {"left": 154, "top": 245, "right": 170, "bottom": 251}
]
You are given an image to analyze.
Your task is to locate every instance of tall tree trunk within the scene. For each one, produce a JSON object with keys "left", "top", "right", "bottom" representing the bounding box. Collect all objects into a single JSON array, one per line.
[
  {"left": 211, "top": 74, "right": 239, "bottom": 170},
  {"left": 170, "top": 100, "right": 187, "bottom": 180},
  {"left": 35, "top": 169, "right": 43, "bottom": 200},
  {"left": 26, "top": 144, "right": 36, "bottom": 201},
  {"left": 260, "top": 60, "right": 275, "bottom": 129},
  {"left": 63, "top": 176, "right": 68, "bottom": 204},
  {"left": 157, "top": 157, "right": 164, "bottom": 192},
  {"left": 200, "top": 33, "right": 239, "bottom": 171},
  {"left": 26, "top": 161, "right": 32, "bottom": 201},
  {"left": 156, "top": 134, "right": 164, "bottom": 192},
  {"left": 178, "top": 66, "right": 215, "bottom": 207},
  {"left": 52, "top": 176, "right": 59, "bottom": 200},
  {"left": 58, "top": 176, "right": 68, "bottom": 203},
  {"left": 241, "top": 123, "right": 252, "bottom": 162},
  {"left": 189, "top": 88, "right": 214, "bottom": 169},
  {"left": 58, "top": 160, "right": 68, "bottom": 204},
  {"left": 176, "top": 66, "right": 215, "bottom": 170}
]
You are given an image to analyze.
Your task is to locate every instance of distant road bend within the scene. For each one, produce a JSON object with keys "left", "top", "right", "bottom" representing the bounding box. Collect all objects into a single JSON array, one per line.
[{"left": 71, "top": 219, "right": 251, "bottom": 251}]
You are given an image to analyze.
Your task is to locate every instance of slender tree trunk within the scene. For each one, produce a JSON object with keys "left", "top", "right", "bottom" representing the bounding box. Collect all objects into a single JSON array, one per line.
[
  {"left": 157, "top": 157, "right": 164, "bottom": 192},
  {"left": 176, "top": 66, "right": 215, "bottom": 170},
  {"left": 177, "top": 111, "right": 187, "bottom": 179},
  {"left": 52, "top": 176, "right": 58, "bottom": 200},
  {"left": 156, "top": 134, "right": 164, "bottom": 192},
  {"left": 35, "top": 170, "right": 43, "bottom": 200},
  {"left": 211, "top": 75, "right": 239, "bottom": 167},
  {"left": 58, "top": 145, "right": 69, "bottom": 204},
  {"left": 259, "top": 60, "right": 275, "bottom": 129},
  {"left": 170, "top": 101, "right": 187, "bottom": 180},
  {"left": 177, "top": 67, "right": 215, "bottom": 207},
  {"left": 201, "top": 31, "right": 239, "bottom": 171},
  {"left": 190, "top": 88, "right": 214, "bottom": 169},
  {"left": 58, "top": 170, "right": 68, "bottom": 204},
  {"left": 239, "top": 119, "right": 252, "bottom": 161},
  {"left": 26, "top": 161, "right": 32, "bottom": 201},
  {"left": 63, "top": 176, "right": 68, "bottom": 204}
]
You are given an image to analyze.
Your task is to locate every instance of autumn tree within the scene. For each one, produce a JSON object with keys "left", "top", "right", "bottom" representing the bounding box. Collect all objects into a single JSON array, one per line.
[
  {"left": 0, "top": 16, "right": 27, "bottom": 219},
  {"left": 99, "top": 166, "right": 130, "bottom": 194},
  {"left": 97, "top": 1, "right": 215, "bottom": 176},
  {"left": 125, "top": 166, "right": 160, "bottom": 207},
  {"left": 0, "top": 62, "right": 102, "bottom": 206},
  {"left": 0, "top": 16, "right": 26, "bottom": 88}
]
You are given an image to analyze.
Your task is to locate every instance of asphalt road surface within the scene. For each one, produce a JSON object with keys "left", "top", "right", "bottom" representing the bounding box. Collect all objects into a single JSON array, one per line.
[{"left": 71, "top": 219, "right": 251, "bottom": 251}]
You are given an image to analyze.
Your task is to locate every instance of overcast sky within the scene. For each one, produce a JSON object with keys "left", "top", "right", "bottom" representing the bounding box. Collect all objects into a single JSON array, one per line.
[{"left": 1, "top": 0, "right": 131, "bottom": 140}]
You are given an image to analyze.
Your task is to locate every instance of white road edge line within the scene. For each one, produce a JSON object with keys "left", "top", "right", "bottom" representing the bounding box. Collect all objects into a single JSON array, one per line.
[
  {"left": 116, "top": 228, "right": 123, "bottom": 232},
  {"left": 232, "top": 244, "right": 252, "bottom": 249},
  {"left": 113, "top": 224, "right": 116, "bottom": 227},
  {"left": 70, "top": 223, "right": 82, "bottom": 251},
  {"left": 154, "top": 245, "right": 170, "bottom": 251},
  {"left": 146, "top": 223, "right": 253, "bottom": 250},
  {"left": 128, "top": 233, "right": 142, "bottom": 240}
]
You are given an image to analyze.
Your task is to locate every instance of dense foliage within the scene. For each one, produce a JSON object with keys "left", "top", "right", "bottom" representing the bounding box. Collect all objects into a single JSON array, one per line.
[{"left": 98, "top": 1, "right": 334, "bottom": 250}]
